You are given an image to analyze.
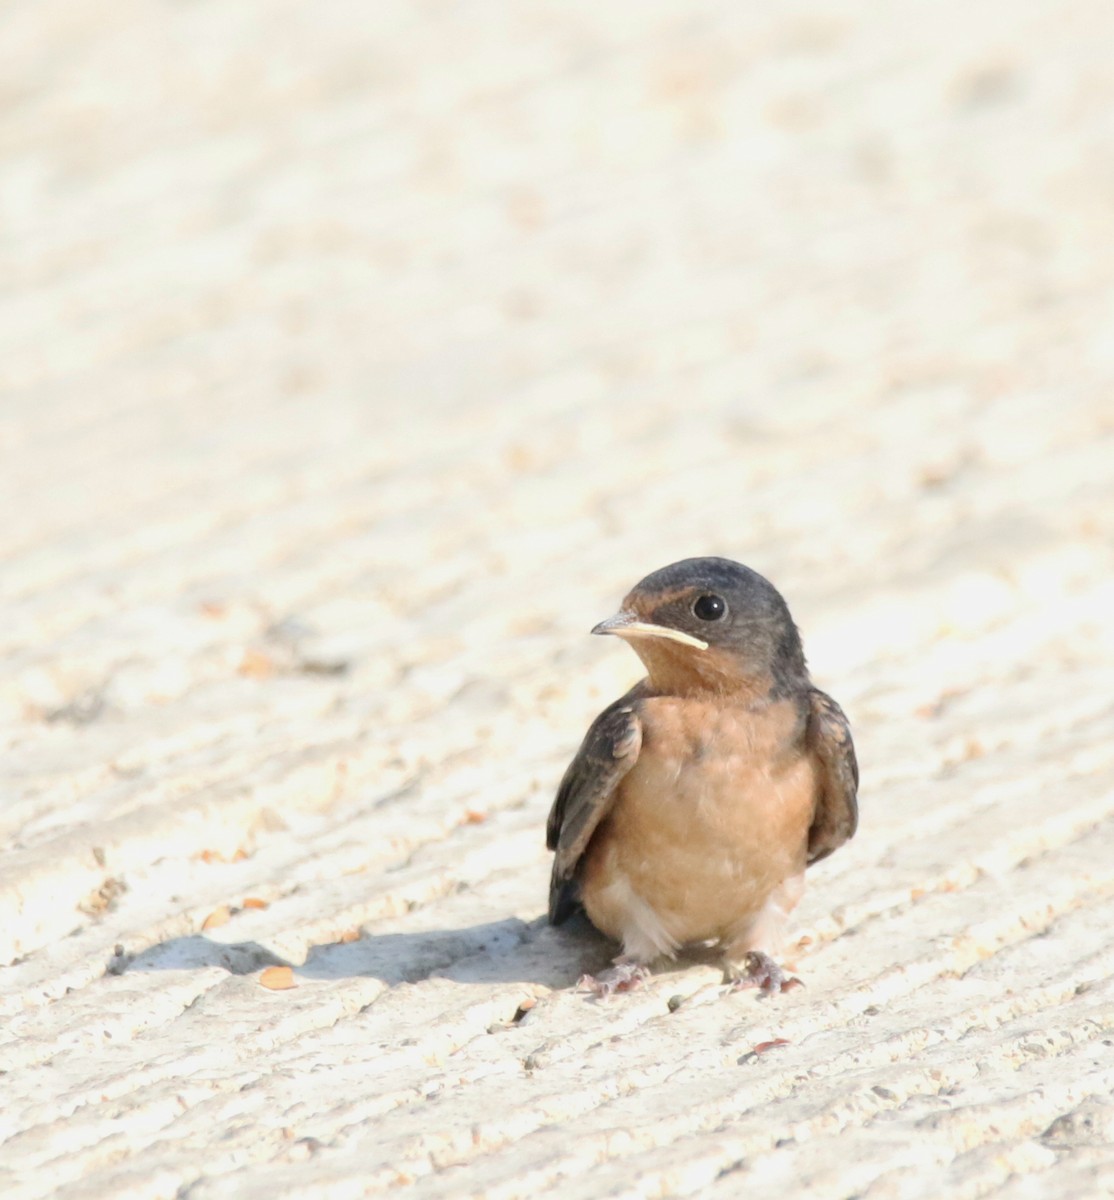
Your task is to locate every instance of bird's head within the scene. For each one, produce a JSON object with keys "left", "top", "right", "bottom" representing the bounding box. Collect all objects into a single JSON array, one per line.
[{"left": 592, "top": 557, "right": 808, "bottom": 698}]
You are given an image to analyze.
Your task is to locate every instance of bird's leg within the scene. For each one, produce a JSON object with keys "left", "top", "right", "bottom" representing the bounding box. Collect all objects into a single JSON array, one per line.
[
  {"left": 722, "top": 874, "right": 804, "bottom": 996},
  {"left": 577, "top": 955, "right": 651, "bottom": 997},
  {"left": 725, "top": 950, "right": 801, "bottom": 995}
]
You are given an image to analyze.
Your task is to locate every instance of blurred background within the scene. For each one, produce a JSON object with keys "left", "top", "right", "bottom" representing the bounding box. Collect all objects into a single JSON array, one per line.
[
  {"left": 2, "top": 0, "right": 1112, "bottom": 955},
  {"left": 4, "top": 4, "right": 1114, "bottom": 1196}
]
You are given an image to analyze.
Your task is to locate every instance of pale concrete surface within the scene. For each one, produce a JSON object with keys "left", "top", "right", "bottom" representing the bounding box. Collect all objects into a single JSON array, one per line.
[{"left": 2, "top": 1, "right": 1113, "bottom": 1197}]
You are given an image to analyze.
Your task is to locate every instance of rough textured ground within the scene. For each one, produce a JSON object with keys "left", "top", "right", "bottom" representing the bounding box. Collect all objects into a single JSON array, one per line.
[{"left": 2, "top": 1, "right": 1114, "bottom": 1197}]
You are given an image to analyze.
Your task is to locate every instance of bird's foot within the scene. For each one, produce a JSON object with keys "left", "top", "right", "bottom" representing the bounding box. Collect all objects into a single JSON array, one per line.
[
  {"left": 726, "top": 951, "right": 802, "bottom": 996},
  {"left": 577, "top": 959, "right": 650, "bottom": 998}
]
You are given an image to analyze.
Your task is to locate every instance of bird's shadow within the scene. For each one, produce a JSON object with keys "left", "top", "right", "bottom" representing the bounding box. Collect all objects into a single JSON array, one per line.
[{"left": 112, "top": 912, "right": 625, "bottom": 990}]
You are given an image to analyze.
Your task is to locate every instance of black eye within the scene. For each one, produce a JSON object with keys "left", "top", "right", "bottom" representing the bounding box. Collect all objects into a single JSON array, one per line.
[{"left": 692, "top": 594, "right": 726, "bottom": 621}]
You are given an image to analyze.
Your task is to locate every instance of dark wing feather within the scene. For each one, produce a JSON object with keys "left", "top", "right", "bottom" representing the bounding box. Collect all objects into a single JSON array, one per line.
[
  {"left": 546, "top": 694, "right": 643, "bottom": 924},
  {"left": 805, "top": 688, "right": 859, "bottom": 865}
]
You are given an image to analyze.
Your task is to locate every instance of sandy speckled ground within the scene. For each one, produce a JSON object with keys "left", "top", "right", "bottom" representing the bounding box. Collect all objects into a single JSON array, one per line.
[{"left": 2, "top": 2, "right": 1113, "bottom": 1197}]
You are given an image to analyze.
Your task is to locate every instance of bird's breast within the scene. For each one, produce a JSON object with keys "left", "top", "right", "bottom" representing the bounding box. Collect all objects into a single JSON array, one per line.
[{"left": 580, "top": 695, "right": 816, "bottom": 948}]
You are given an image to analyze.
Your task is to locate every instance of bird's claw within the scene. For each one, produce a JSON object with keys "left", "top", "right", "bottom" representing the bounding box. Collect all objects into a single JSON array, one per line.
[
  {"left": 727, "top": 951, "right": 801, "bottom": 996},
  {"left": 576, "top": 961, "right": 650, "bottom": 997}
]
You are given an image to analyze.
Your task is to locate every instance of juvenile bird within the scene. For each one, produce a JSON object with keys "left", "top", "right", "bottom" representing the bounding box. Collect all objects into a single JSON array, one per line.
[{"left": 546, "top": 557, "right": 858, "bottom": 995}]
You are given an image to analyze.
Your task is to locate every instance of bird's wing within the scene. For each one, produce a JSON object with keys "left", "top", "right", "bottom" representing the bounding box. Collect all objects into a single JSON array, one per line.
[
  {"left": 805, "top": 688, "right": 859, "bottom": 864},
  {"left": 546, "top": 692, "right": 644, "bottom": 924}
]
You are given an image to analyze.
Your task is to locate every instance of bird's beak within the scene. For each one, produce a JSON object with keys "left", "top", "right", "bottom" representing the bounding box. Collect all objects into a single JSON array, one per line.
[{"left": 590, "top": 610, "right": 708, "bottom": 650}]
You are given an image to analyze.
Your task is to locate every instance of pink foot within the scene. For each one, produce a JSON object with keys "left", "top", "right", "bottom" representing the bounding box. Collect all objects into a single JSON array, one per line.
[
  {"left": 728, "top": 951, "right": 801, "bottom": 996},
  {"left": 577, "top": 959, "right": 650, "bottom": 997}
]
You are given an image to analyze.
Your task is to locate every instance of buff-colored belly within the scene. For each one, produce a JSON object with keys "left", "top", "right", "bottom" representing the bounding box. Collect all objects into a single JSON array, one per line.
[{"left": 580, "top": 697, "right": 815, "bottom": 958}]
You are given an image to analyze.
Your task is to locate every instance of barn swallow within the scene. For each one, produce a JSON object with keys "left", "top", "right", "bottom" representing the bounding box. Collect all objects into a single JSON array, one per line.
[{"left": 546, "top": 557, "right": 858, "bottom": 995}]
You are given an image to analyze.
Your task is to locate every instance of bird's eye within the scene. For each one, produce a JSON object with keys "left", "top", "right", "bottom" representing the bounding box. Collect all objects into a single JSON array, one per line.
[{"left": 692, "top": 594, "right": 726, "bottom": 621}]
